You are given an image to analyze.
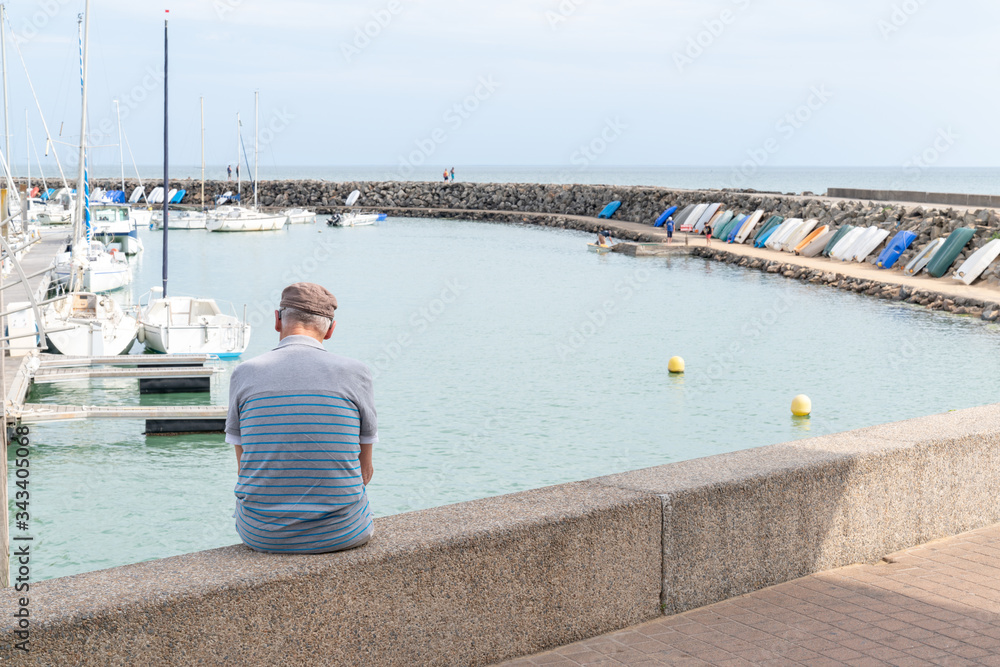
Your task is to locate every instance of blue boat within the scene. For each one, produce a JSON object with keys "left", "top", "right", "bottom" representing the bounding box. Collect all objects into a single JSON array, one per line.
[
  {"left": 40, "top": 188, "right": 55, "bottom": 201},
  {"left": 755, "top": 224, "right": 780, "bottom": 248},
  {"left": 597, "top": 201, "right": 622, "bottom": 219},
  {"left": 170, "top": 189, "right": 186, "bottom": 204},
  {"left": 876, "top": 230, "right": 917, "bottom": 269},
  {"left": 727, "top": 215, "right": 747, "bottom": 243},
  {"left": 654, "top": 206, "right": 677, "bottom": 228}
]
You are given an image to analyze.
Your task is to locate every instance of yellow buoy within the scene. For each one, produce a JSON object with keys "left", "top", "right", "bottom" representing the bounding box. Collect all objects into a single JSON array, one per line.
[
  {"left": 668, "top": 356, "right": 685, "bottom": 374},
  {"left": 791, "top": 394, "right": 812, "bottom": 417}
]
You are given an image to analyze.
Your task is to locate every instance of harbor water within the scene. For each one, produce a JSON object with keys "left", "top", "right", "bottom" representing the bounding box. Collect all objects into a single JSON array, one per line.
[{"left": 15, "top": 217, "right": 1000, "bottom": 581}]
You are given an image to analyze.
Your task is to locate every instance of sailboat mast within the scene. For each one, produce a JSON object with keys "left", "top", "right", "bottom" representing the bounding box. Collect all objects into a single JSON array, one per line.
[
  {"left": 24, "top": 108, "right": 28, "bottom": 191},
  {"left": 254, "top": 90, "right": 258, "bottom": 210},
  {"left": 236, "top": 112, "right": 240, "bottom": 204},
  {"left": 74, "top": 3, "right": 91, "bottom": 278},
  {"left": 162, "top": 10, "right": 169, "bottom": 297},
  {"left": 200, "top": 96, "right": 204, "bottom": 209},
  {"left": 1, "top": 4, "right": 10, "bottom": 181},
  {"left": 115, "top": 99, "right": 124, "bottom": 193}
]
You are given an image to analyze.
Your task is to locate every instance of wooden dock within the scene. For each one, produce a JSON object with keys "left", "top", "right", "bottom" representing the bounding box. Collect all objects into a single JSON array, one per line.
[{"left": 5, "top": 350, "right": 228, "bottom": 432}]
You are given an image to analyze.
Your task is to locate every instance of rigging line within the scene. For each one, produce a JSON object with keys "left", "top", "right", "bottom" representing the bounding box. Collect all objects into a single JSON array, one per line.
[{"left": 3, "top": 11, "right": 69, "bottom": 190}]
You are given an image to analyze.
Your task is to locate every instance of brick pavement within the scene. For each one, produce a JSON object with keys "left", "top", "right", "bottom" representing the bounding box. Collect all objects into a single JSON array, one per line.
[{"left": 498, "top": 523, "right": 1000, "bottom": 666}]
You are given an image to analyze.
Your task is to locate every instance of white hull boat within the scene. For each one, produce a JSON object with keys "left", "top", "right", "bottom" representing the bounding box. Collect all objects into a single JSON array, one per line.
[
  {"left": 327, "top": 211, "right": 386, "bottom": 227},
  {"left": 680, "top": 203, "right": 707, "bottom": 231},
  {"left": 206, "top": 206, "right": 286, "bottom": 232},
  {"left": 139, "top": 290, "right": 251, "bottom": 357},
  {"left": 733, "top": 210, "right": 764, "bottom": 245},
  {"left": 43, "top": 292, "right": 138, "bottom": 356},
  {"left": 904, "top": 238, "right": 945, "bottom": 276},
  {"left": 853, "top": 228, "right": 891, "bottom": 262},
  {"left": 151, "top": 209, "right": 208, "bottom": 230},
  {"left": 54, "top": 241, "right": 133, "bottom": 293},
  {"left": 953, "top": 238, "right": 1000, "bottom": 285},
  {"left": 91, "top": 205, "right": 144, "bottom": 255},
  {"left": 829, "top": 227, "right": 866, "bottom": 261},
  {"left": 283, "top": 208, "right": 317, "bottom": 224}
]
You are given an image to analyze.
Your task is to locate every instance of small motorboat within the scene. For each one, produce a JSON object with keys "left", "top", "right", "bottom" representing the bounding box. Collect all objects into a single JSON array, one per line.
[
  {"left": 327, "top": 211, "right": 386, "bottom": 227},
  {"left": 138, "top": 288, "right": 251, "bottom": 357}
]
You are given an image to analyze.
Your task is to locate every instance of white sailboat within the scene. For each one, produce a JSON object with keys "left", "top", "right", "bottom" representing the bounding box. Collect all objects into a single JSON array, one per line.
[
  {"left": 150, "top": 208, "right": 206, "bottom": 229},
  {"left": 208, "top": 95, "right": 286, "bottom": 232},
  {"left": 138, "top": 16, "right": 251, "bottom": 357},
  {"left": 43, "top": 4, "right": 137, "bottom": 357},
  {"left": 43, "top": 292, "right": 137, "bottom": 356},
  {"left": 52, "top": 239, "right": 132, "bottom": 293}
]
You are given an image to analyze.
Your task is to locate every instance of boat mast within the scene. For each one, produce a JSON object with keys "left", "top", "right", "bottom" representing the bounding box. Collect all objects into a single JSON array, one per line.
[
  {"left": 253, "top": 90, "right": 258, "bottom": 211},
  {"left": 162, "top": 10, "right": 169, "bottom": 297},
  {"left": 24, "top": 107, "right": 28, "bottom": 191},
  {"left": 236, "top": 112, "right": 240, "bottom": 204},
  {"left": 72, "top": 3, "right": 90, "bottom": 294},
  {"left": 1, "top": 4, "right": 10, "bottom": 182},
  {"left": 115, "top": 99, "right": 124, "bottom": 193},
  {"left": 200, "top": 96, "right": 204, "bottom": 210}
]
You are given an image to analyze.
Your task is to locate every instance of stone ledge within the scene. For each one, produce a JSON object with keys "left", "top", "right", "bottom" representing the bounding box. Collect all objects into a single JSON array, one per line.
[
  {"left": 0, "top": 482, "right": 660, "bottom": 666},
  {"left": 598, "top": 404, "right": 1000, "bottom": 615}
]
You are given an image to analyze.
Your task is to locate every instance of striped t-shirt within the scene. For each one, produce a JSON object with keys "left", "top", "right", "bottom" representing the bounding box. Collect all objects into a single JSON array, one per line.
[{"left": 225, "top": 335, "right": 378, "bottom": 554}]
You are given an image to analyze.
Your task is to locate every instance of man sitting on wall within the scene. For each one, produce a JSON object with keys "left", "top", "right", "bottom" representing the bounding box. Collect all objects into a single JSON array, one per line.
[{"left": 225, "top": 283, "right": 378, "bottom": 553}]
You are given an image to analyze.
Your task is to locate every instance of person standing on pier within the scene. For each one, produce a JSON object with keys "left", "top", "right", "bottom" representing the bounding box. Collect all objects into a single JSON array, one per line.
[
  {"left": 450, "top": 167, "right": 455, "bottom": 182},
  {"left": 704, "top": 222, "right": 712, "bottom": 246},
  {"left": 666, "top": 217, "right": 674, "bottom": 244},
  {"left": 227, "top": 164, "right": 232, "bottom": 181},
  {"left": 225, "top": 283, "right": 378, "bottom": 554}
]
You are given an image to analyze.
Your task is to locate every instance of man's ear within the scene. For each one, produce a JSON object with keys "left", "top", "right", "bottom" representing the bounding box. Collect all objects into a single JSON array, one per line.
[
  {"left": 324, "top": 321, "right": 337, "bottom": 340},
  {"left": 274, "top": 310, "right": 282, "bottom": 333}
]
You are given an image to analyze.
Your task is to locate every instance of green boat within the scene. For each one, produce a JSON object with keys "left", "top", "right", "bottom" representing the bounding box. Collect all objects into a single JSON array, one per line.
[
  {"left": 926, "top": 227, "right": 976, "bottom": 278},
  {"left": 822, "top": 225, "right": 853, "bottom": 257}
]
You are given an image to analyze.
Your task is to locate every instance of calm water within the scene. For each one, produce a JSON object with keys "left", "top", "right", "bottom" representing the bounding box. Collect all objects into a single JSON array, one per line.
[
  {"left": 14, "top": 218, "right": 1000, "bottom": 581},
  {"left": 77, "top": 165, "right": 1000, "bottom": 197}
]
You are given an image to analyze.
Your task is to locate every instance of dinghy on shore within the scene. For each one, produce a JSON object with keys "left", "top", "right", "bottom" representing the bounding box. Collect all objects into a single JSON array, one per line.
[
  {"left": 876, "top": 231, "right": 917, "bottom": 269},
  {"left": 904, "top": 238, "right": 946, "bottom": 275},
  {"left": 733, "top": 210, "right": 764, "bottom": 244},
  {"left": 926, "top": 228, "right": 976, "bottom": 278},
  {"left": 798, "top": 228, "right": 835, "bottom": 257},
  {"left": 953, "top": 238, "right": 1000, "bottom": 285}
]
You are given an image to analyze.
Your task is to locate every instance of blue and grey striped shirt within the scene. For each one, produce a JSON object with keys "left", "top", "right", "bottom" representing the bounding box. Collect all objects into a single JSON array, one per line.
[{"left": 225, "top": 335, "right": 378, "bottom": 553}]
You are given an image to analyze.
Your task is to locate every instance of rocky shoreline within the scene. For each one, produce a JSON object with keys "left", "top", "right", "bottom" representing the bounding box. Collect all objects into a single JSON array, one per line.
[{"left": 690, "top": 247, "right": 1000, "bottom": 322}]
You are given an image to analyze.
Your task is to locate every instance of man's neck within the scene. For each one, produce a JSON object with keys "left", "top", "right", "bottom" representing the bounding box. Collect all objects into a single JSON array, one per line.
[{"left": 279, "top": 328, "right": 325, "bottom": 344}]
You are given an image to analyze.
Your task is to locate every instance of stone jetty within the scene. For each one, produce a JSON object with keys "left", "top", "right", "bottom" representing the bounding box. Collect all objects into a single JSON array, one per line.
[{"left": 79, "top": 178, "right": 1000, "bottom": 315}]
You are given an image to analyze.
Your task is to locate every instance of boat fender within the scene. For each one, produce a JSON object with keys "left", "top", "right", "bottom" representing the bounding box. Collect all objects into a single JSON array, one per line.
[{"left": 137, "top": 325, "right": 146, "bottom": 344}]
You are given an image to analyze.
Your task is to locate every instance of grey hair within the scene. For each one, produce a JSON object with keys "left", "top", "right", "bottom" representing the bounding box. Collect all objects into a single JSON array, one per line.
[{"left": 279, "top": 306, "right": 333, "bottom": 333}]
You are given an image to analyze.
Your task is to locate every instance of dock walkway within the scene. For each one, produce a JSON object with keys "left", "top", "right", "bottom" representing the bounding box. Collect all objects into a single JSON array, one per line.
[{"left": 501, "top": 522, "right": 1000, "bottom": 666}]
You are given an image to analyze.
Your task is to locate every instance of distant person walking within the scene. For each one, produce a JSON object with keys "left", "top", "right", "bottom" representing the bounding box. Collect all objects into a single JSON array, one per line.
[
  {"left": 443, "top": 169, "right": 449, "bottom": 182},
  {"left": 236, "top": 164, "right": 240, "bottom": 179},
  {"left": 704, "top": 222, "right": 712, "bottom": 246},
  {"left": 450, "top": 167, "right": 455, "bottom": 182},
  {"left": 666, "top": 217, "right": 674, "bottom": 244},
  {"left": 225, "top": 283, "right": 378, "bottom": 554},
  {"left": 227, "top": 164, "right": 232, "bottom": 181}
]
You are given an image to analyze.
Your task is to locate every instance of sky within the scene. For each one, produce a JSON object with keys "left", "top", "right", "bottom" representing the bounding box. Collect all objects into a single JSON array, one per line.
[{"left": 0, "top": 0, "right": 995, "bottom": 178}]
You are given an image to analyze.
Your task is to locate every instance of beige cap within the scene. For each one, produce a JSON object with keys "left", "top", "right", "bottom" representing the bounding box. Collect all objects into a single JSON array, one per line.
[{"left": 279, "top": 282, "right": 338, "bottom": 318}]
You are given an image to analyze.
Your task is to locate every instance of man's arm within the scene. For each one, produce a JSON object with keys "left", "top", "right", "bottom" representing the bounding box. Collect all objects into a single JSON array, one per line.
[
  {"left": 234, "top": 444, "right": 243, "bottom": 470},
  {"left": 359, "top": 443, "right": 373, "bottom": 486}
]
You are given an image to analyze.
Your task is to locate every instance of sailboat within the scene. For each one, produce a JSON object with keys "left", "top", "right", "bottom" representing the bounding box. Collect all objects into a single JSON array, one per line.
[
  {"left": 138, "top": 12, "right": 250, "bottom": 357},
  {"left": 42, "top": 2, "right": 137, "bottom": 356},
  {"left": 207, "top": 94, "right": 286, "bottom": 232}
]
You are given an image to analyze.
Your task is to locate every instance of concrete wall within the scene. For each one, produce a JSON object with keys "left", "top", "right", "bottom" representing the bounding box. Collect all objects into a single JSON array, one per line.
[
  {"left": 6, "top": 404, "right": 1000, "bottom": 665},
  {"left": 828, "top": 187, "right": 1000, "bottom": 208}
]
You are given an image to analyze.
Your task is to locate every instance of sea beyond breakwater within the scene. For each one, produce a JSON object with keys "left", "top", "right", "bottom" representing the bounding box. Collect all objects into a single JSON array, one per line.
[{"left": 79, "top": 177, "right": 1000, "bottom": 314}]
